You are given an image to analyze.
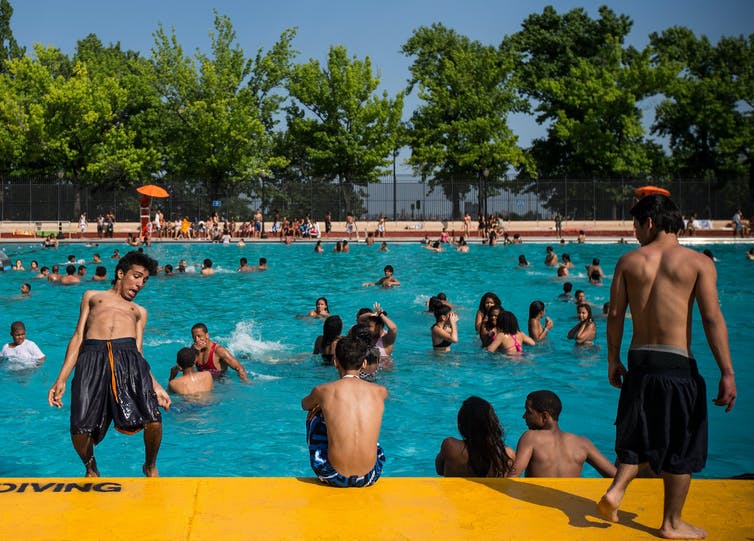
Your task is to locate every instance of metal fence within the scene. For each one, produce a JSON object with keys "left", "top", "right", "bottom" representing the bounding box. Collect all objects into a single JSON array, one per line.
[{"left": 0, "top": 174, "right": 748, "bottom": 223}]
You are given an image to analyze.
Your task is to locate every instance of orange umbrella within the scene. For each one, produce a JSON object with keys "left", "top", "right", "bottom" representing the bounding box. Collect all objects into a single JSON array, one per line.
[{"left": 136, "top": 184, "right": 170, "bottom": 198}]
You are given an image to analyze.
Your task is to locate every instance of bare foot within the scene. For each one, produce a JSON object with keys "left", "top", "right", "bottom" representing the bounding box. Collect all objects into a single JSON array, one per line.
[
  {"left": 597, "top": 495, "right": 619, "bottom": 522},
  {"left": 84, "top": 457, "right": 100, "bottom": 477},
  {"left": 143, "top": 463, "right": 159, "bottom": 477},
  {"left": 659, "top": 521, "right": 707, "bottom": 539}
]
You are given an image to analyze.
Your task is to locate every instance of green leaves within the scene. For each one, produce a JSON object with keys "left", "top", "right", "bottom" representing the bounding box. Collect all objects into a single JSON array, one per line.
[{"left": 287, "top": 45, "right": 403, "bottom": 188}]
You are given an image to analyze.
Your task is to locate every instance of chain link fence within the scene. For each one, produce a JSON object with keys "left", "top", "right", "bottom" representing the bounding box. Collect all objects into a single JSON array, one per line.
[{"left": 1, "top": 174, "right": 748, "bottom": 223}]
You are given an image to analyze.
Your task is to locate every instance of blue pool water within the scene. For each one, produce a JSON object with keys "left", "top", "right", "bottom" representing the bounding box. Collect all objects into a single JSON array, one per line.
[{"left": 0, "top": 240, "right": 751, "bottom": 478}]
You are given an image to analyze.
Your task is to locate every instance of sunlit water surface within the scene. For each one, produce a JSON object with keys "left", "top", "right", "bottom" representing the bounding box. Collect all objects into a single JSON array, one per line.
[{"left": 0, "top": 240, "right": 751, "bottom": 478}]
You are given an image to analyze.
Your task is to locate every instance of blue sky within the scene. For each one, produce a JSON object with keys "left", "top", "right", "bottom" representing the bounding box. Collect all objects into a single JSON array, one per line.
[{"left": 8, "top": 0, "right": 754, "bottom": 169}]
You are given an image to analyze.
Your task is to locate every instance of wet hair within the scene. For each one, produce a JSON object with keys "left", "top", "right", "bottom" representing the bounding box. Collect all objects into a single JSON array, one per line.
[
  {"left": 527, "top": 390, "right": 562, "bottom": 420},
  {"left": 164, "top": 264, "right": 173, "bottom": 273},
  {"left": 334, "top": 335, "right": 368, "bottom": 370},
  {"left": 433, "top": 304, "right": 452, "bottom": 322},
  {"left": 239, "top": 257, "right": 248, "bottom": 266},
  {"left": 176, "top": 347, "right": 197, "bottom": 369},
  {"left": 315, "top": 297, "right": 329, "bottom": 311},
  {"left": 577, "top": 302, "right": 593, "bottom": 320},
  {"left": 574, "top": 289, "right": 585, "bottom": 298},
  {"left": 630, "top": 194, "right": 683, "bottom": 234},
  {"left": 602, "top": 302, "right": 610, "bottom": 314},
  {"left": 40, "top": 266, "right": 49, "bottom": 273},
  {"left": 51, "top": 264, "right": 59, "bottom": 273},
  {"left": 259, "top": 258, "right": 267, "bottom": 265},
  {"left": 478, "top": 292, "right": 502, "bottom": 313},
  {"left": 518, "top": 254, "right": 528, "bottom": 265},
  {"left": 528, "top": 301, "right": 545, "bottom": 319},
  {"left": 457, "top": 396, "right": 512, "bottom": 477},
  {"left": 703, "top": 249, "right": 714, "bottom": 260},
  {"left": 203, "top": 258, "right": 212, "bottom": 268},
  {"left": 383, "top": 265, "right": 394, "bottom": 273},
  {"left": 562, "top": 282, "right": 573, "bottom": 293},
  {"left": 94, "top": 266, "right": 107, "bottom": 277},
  {"left": 348, "top": 323, "right": 379, "bottom": 365},
  {"left": 495, "top": 310, "right": 521, "bottom": 334},
  {"left": 191, "top": 322, "right": 208, "bottom": 334},
  {"left": 321, "top": 315, "right": 343, "bottom": 349},
  {"left": 427, "top": 296, "right": 443, "bottom": 312},
  {"left": 113, "top": 251, "right": 158, "bottom": 285},
  {"left": 592, "top": 258, "right": 600, "bottom": 266},
  {"left": 63, "top": 264, "right": 75, "bottom": 275},
  {"left": 10, "top": 321, "right": 25, "bottom": 333},
  {"left": 562, "top": 253, "right": 571, "bottom": 262}
]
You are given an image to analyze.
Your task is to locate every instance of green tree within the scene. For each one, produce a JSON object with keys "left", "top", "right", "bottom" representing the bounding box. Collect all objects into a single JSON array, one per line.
[
  {"left": 4, "top": 43, "right": 161, "bottom": 215},
  {"left": 151, "top": 12, "right": 296, "bottom": 208},
  {"left": 651, "top": 27, "right": 754, "bottom": 205},
  {"left": 0, "top": 0, "right": 24, "bottom": 72},
  {"left": 286, "top": 45, "right": 403, "bottom": 219},
  {"left": 508, "top": 6, "right": 657, "bottom": 217},
  {"left": 402, "top": 23, "right": 529, "bottom": 219}
]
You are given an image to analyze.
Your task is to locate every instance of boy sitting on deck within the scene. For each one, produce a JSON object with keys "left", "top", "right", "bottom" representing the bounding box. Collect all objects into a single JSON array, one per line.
[{"left": 302, "top": 336, "right": 387, "bottom": 487}]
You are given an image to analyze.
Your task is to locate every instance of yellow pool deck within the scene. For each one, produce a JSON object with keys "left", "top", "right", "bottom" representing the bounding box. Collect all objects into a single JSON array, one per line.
[{"left": 0, "top": 477, "right": 751, "bottom": 540}]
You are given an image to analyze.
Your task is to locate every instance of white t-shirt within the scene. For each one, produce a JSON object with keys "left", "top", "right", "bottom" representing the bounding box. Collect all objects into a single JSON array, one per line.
[{"left": 1, "top": 339, "right": 46, "bottom": 364}]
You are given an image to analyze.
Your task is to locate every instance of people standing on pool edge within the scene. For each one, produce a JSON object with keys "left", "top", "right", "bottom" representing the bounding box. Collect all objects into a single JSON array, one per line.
[
  {"left": 436, "top": 396, "right": 515, "bottom": 477},
  {"left": 190, "top": 323, "right": 249, "bottom": 382},
  {"left": 302, "top": 336, "right": 387, "bottom": 487},
  {"left": 510, "top": 390, "right": 616, "bottom": 478},
  {"left": 597, "top": 194, "right": 736, "bottom": 539},
  {"left": 47, "top": 251, "right": 170, "bottom": 477}
]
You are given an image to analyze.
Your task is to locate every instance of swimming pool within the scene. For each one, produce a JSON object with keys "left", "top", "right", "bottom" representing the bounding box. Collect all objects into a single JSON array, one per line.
[{"left": 0, "top": 240, "right": 751, "bottom": 478}]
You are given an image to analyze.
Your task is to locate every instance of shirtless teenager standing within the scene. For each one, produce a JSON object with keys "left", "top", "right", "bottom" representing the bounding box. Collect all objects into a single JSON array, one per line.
[
  {"left": 48, "top": 251, "right": 171, "bottom": 477},
  {"left": 510, "top": 390, "right": 616, "bottom": 478},
  {"left": 597, "top": 194, "right": 736, "bottom": 539},
  {"left": 302, "top": 336, "right": 387, "bottom": 487}
]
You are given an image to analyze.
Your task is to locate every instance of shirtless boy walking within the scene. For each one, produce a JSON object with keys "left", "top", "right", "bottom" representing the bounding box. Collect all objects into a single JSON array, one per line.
[
  {"left": 597, "top": 194, "right": 736, "bottom": 539},
  {"left": 48, "top": 251, "right": 170, "bottom": 477},
  {"left": 302, "top": 336, "right": 387, "bottom": 487},
  {"left": 510, "top": 390, "right": 616, "bottom": 478}
]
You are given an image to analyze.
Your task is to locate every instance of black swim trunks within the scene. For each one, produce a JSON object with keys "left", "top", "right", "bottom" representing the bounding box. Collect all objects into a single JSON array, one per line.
[
  {"left": 614, "top": 347, "right": 707, "bottom": 475},
  {"left": 70, "top": 338, "right": 161, "bottom": 443}
]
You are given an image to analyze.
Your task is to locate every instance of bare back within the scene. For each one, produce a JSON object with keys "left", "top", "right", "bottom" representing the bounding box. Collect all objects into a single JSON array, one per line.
[
  {"left": 168, "top": 371, "right": 213, "bottom": 395},
  {"left": 611, "top": 235, "right": 715, "bottom": 350},
  {"left": 311, "top": 378, "right": 386, "bottom": 476},
  {"left": 517, "top": 430, "right": 594, "bottom": 477}
]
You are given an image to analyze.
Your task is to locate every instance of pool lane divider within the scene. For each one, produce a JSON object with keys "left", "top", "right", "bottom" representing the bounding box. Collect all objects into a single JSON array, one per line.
[{"left": 0, "top": 477, "right": 751, "bottom": 540}]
